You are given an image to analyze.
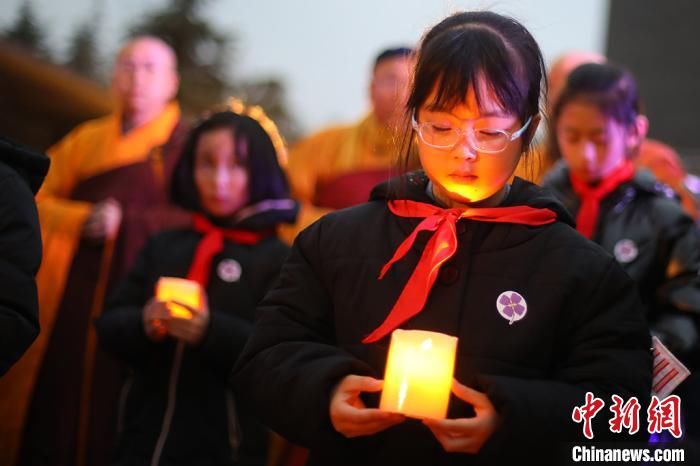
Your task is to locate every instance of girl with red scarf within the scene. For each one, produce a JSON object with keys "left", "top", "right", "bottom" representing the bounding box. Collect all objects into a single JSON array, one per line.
[
  {"left": 95, "top": 110, "right": 298, "bottom": 466},
  {"left": 543, "top": 62, "right": 700, "bottom": 447},
  {"left": 233, "top": 12, "right": 652, "bottom": 466}
]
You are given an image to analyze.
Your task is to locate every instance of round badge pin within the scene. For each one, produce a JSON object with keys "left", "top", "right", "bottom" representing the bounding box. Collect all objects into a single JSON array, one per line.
[
  {"left": 614, "top": 239, "right": 638, "bottom": 264},
  {"left": 217, "top": 259, "right": 242, "bottom": 283},
  {"left": 496, "top": 290, "right": 527, "bottom": 325}
]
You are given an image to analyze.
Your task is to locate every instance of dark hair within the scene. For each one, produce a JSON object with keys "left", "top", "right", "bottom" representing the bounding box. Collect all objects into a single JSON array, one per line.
[
  {"left": 397, "top": 11, "right": 546, "bottom": 175},
  {"left": 171, "top": 111, "right": 291, "bottom": 213},
  {"left": 374, "top": 47, "right": 415, "bottom": 69},
  {"left": 548, "top": 62, "right": 642, "bottom": 161}
]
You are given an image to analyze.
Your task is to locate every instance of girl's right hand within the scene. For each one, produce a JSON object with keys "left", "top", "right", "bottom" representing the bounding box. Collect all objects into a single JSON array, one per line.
[
  {"left": 143, "top": 298, "right": 170, "bottom": 341},
  {"left": 329, "top": 375, "right": 405, "bottom": 438}
]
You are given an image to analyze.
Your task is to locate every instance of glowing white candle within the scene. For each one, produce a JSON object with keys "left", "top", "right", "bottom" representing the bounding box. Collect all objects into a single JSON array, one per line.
[
  {"left": 155, "top": 277, "right": 202, "bottom": 319},
  {"left": 380, "top": 329, "right": 458, "bottom": 419}
]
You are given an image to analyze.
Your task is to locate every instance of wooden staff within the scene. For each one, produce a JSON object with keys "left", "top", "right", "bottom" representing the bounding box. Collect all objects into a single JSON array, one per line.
[{"left": 76, "top": 232, "right": 117, "bottom": 466}]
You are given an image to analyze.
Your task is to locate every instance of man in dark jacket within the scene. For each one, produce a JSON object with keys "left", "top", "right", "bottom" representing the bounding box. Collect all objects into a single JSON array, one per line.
[{"left": 0, "top": 137, "right": 49, "bottom": 375}]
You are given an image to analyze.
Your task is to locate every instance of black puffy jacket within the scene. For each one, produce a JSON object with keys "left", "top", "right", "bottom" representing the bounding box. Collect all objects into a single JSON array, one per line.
[
  {"left": 0, "top": 137, "right": 49, "bottom": 376},
  {"left": 543, "top": 162, "right": 700, "bottom": 366},
  {"left": 96, "top": 229, "right": 289, "bottom": 466},
  {"left": 233, "top": 171, "right": 652, "bottom": 466}
]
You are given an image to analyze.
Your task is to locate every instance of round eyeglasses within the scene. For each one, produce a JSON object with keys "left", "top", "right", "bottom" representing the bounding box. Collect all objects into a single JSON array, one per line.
[{"left": 411, "top": 114, "right": 533, "bottom": 153}]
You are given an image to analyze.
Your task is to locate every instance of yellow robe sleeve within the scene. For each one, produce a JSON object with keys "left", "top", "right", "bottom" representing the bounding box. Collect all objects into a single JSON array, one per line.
[{"left": 278, "top": 127, "right": 348, "bottom": 244}]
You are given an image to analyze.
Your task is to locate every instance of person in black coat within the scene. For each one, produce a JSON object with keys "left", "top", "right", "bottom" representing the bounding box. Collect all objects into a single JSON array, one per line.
[
  {"left": 232, "top": 12, "right": 652, "bottom": 466},
  {"left": 542, "top": 62, "right": 700, "bottom": 454},
  {"left": 0, "top": 137, "right": 49, "bottom": 376},
  {"left": 95, "top": 108, "right": 298, "bottom": 466}
]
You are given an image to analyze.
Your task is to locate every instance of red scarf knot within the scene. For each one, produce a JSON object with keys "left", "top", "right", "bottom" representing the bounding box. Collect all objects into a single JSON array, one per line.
[
  {"left": 569, "top": 161, "right": 635, "bottom": 239},
  {"left": 362, "top": 199, "right": 557, "bottom": 343},
  {"left": 186, "top": 214, "right": 268, "bottom": 286}
]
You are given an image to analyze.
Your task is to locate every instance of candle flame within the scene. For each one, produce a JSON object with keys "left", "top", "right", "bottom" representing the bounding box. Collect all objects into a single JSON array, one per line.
[{"left": 420, "top": 338, "right": 433, "bottom": 351}]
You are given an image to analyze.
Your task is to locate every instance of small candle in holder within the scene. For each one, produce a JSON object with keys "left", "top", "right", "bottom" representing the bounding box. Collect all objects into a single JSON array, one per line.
[
  {"left": 379, "top": 329, "right": 458, "bottom": 419},
  {"left": 155, "top": 277, "right": 202, "bottom": 319}
]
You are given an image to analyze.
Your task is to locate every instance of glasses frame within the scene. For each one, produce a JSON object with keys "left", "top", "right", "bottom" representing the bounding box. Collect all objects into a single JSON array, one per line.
[{"left": 411, "top": 113, "right": 533, "bottom": 153}]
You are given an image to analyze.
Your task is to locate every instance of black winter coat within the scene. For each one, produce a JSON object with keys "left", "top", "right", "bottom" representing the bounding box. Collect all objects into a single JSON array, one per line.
[
  {"left": 96, "top": 230, "right": 289, "bottom": 466},
  {"left": 233, "top": 172, "right": 652, "bottom": 466},
  {"left": 543, "top": 162, "right": 700, "bottom": 366},
  {"left": 0, "top": 137, "right": 48, "bottom": 376}
]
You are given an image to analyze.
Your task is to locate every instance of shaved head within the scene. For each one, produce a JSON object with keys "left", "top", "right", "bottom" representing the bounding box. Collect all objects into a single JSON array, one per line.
[
  {"left": 112, "top": 36, "right": 180, "bottom": 129},
  {"left": 548, "top": 51, "right": 606, "bottom": 110},
  {"left": 116, "top": 36, "right": 178, "bottom": 70}
]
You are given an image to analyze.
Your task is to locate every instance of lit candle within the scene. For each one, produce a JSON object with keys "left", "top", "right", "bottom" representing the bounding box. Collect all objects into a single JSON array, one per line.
[
  {"left": 155, "top": 277, "right": 202, "bottom": 320},
  {"left": 380, "top": 329, "right": 458, "bottom": 419}
]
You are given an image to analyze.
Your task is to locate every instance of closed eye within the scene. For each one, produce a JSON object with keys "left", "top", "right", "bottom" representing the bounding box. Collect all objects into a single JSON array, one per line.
[{"left": 427, "top": 124, "right": 454, "bottom": 133}]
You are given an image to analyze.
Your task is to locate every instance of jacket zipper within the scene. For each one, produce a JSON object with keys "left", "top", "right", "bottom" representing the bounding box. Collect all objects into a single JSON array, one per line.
[
  {"left": 226, "top": 388, "right": 241, "bottom": 462},
  {"left": 150, "top": 341, "right": 185, "bottom": 466},
  {"left": 115, "top": 374, "right": 134, "bottom": 442}
]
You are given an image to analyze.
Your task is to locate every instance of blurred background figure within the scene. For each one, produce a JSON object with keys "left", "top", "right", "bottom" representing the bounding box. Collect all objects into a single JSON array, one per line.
[
  {"left": 0, "top": 137, "right": 48, "bottom": 376},
  {"left": 542, "top": 62, "right": 700, "bottom": 453},
  {"left": 96, "top": 105, "right": 297, "bottom": 466},
  {"left": 515, "top": 49, "right": 699, "bottom": 219},
  {"left": 279, "top": 47, "right": 415, "bottom": 243},
  {"left": 1, "top": 36, "right": 190, "bottom": 466}
]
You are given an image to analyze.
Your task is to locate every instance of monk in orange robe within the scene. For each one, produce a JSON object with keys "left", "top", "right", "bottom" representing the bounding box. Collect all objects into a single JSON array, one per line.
[
  {"left": 279, "top": 47, "right": 416, "bottom": 244},
  {"left": 0, "top": 36, "right": 190, "bottom": 466}
]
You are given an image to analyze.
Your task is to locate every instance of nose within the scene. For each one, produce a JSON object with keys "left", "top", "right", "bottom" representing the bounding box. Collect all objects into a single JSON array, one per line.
[
  {"left": 213, "top": 168, "right": 230, "bottom": 193},
  {"left": 454, "top": 132, "right": 478, "bottom": 161},
  {"left": 582, "top": 141, "right": 597, "bottom": 167}
]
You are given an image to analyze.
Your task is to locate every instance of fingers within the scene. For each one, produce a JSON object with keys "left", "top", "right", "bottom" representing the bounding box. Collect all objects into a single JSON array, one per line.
[
  {"left": 329, "top": 374, "right": 405, "bottom": 438},
  {"left": 167, "top": 311, "right": 208, "bottom": 345},
  {"left": 423, "top": 420, "right": 482, "bottom": 453},
  {"left": 340, "top": 375, "right": 383, "bottom": 394},
  {"left": 422, "top": 380, "right": 500, "bottom": 454},
  {"left": 332, "top": 403, "right": 404, "bottom": 437},
  {"left": 83, "top": 199, "right": 122, "bottom": 240},
  {"left": 423, "top": 416, "right": 482, "bottom": 437},
  {"left": 451, "top": 379, "right": 491, "bottom": 409},
  {"left": 335, "top": 411, "right": 405, "bottom": 438}
]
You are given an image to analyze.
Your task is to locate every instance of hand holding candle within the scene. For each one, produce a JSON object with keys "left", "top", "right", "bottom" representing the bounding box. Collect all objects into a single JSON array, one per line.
[
  {"left": 329, "top": 375, "right": 405, "bottom": 438},
  {"left": 380, "top": 329, "right": 458, "bottom": 419},
  {"left": 422, "top": 380, "right": 500, "bottom": 453},
  {"left": 149, "top": 277, "right": 210, "bottom": 345},
  {"left": 143, "top": 298, "right": 170, "bottom": 341},
  {"left": 155, "top": 277, "right": 203, "bottom": 319}
]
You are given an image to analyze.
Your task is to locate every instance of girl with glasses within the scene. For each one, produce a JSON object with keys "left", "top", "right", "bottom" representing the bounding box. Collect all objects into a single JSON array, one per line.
[{"left": 234, "top": 12, "right": 651, "bottom": 465}]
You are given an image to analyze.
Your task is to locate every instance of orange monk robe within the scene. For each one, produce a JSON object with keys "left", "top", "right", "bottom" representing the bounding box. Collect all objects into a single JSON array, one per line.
[
  {"left": 637, "top": 138, "right": 699, "bottom": 220},
  {"left": 0, "top": 102, "right": 183, "bottom": 466},
  {"left": 279, "top": 113, "right": 406, "bottom": 244}
]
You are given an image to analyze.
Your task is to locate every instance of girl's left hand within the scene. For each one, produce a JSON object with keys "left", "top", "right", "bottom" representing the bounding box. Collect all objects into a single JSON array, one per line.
[
  {"left": 166, "top": 297, "right": 210, "bottom": 346},
  {"left": 423, "top": 379, "right": 500, "bottom": 454}
]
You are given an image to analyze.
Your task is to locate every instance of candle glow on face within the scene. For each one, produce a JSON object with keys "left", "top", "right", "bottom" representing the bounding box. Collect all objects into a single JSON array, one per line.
[
  {"left": 380, "top": 329, "right": 458, "bottom": 419},
  {"left": 155, "top": 277, "right": 202, "bottom": 320}
]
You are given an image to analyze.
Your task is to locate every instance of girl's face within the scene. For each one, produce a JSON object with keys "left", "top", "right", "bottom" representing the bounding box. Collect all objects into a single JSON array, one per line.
[
  {"left": 194, "top": 127, "right": 249, "bottom": 218},
  {"left": 416, "top": 81, "right": 532, "bottom": 208},
  {"left": 556, "top": 101, "right": 630, "bottom": 183}
]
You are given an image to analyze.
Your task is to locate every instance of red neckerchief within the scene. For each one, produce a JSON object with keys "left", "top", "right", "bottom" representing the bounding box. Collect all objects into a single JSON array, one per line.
[
  {"left": 362, "top": 199, "right": 557, "bottom": 343},
  {"left": 187, "top": 214, "right": 269, "bottom": 286},
  {"left": 569, "top": 161, "right": 635, "bottom": 239}
]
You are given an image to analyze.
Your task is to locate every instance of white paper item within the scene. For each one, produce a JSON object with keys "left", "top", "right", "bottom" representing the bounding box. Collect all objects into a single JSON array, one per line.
[{"left": 651, "top": 336, "right": 691, "bottom": 399}]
